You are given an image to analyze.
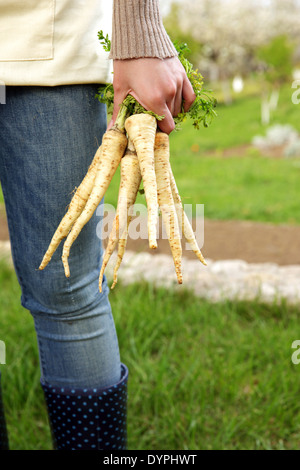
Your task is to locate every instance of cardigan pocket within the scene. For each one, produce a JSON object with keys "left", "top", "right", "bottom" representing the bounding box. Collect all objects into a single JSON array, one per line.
[{"left": 0, "top": 0, "right": 55, "bottom": 61}]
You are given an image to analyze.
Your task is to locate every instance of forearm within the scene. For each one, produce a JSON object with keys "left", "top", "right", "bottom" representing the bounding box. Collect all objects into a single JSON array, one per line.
[{"left": 109, "top": 0, "right": 177, "bottom": 59}]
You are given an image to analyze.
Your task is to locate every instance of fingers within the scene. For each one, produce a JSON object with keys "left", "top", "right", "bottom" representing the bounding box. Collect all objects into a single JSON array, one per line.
[
  {"left": 130, "top": 91, "right": 175, "bottom": 135},
  {"left": 159, "top": 76, "right": 195, "bottom": 133},
  {"left": 157, "top": 106, "right": 175, "bottom": 134},
  {"left": 109, "top": 57, "right": 197, "bottom": 134},
  {"left": 182, "top": 76, "right": 196, "bottom": 113},
  {"left": 173, "top": 89, "right": 183, "bottom": 117},
  {"left": 170, "top": 81, "right": 183, "bottom": 118}
]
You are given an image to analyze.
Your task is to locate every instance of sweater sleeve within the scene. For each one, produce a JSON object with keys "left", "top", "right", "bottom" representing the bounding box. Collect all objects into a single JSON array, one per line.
[{"left": 109, "top": 0, "right": 177, "bottom": 60}]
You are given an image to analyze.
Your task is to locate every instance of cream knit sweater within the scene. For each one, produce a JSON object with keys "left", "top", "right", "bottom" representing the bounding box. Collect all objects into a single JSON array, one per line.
[{"left": 0, "top": 0, "right": 176, "bottom": 86}]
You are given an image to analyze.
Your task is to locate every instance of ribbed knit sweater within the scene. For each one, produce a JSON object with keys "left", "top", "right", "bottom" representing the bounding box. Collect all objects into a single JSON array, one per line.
[{"left": 109, "top": 0, "right": 177, "bottom": 59}]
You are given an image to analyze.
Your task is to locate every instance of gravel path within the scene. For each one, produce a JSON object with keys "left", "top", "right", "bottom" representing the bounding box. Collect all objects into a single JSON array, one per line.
[{"left": 2, "top": 240, "right": 299, "bottom": 305}]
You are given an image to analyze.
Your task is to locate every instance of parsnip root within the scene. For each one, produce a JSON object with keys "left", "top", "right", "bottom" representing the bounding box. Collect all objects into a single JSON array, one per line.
[
  {"left": 125, "top": 114, "right": 158, "bottom": 250},
  {"left": 169, "top": 163, "right": 206, "bottom": 266},
  {"left": 62, "top": 128, "right": 127, "bottom": 277},
  {"left": 39, "top": 106, "right": 207, "bottom": 288},
  {"left": 39, "top": 145, "right": 102, "bottom": 270},
  {"left": 111, "top": 228, "right": 129, "bottom": 290},
  {"left": 99, "top": 138, "right": 141, "bottom": 291},
  {"left": 154, "top": 132, "right": 182, "bottom": 284}
]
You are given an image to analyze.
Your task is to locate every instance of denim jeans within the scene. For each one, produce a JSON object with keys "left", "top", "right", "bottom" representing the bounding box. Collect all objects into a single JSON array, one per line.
[{"left": 0, "top": 85, "right": 121, "bottom": 389}]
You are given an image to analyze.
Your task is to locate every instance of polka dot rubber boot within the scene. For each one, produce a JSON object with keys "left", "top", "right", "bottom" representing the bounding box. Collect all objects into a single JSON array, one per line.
[
  {"left": 41, "top": 364, "right": 128, "bottom": 450},
  {"left": 0, "top": 373, "right": 9, "bottom": 450}
]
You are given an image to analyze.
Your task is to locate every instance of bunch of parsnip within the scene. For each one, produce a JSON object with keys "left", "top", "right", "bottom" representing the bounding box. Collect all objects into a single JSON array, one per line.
[{"left": 39, "top": 35, "right": 217, "bottom": 291}]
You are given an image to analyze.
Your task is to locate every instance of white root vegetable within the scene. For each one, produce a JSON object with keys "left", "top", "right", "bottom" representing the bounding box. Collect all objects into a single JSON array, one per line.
[
  {"left": 111, "top": 228, "right": 129, "bottom": 290},
  {"left": 39, "top": 106, "right": 206, "bottom": 288},
  {"left": 125, "top": 114, "right": 158, "bottom": 250},
  {"left": 62, "top": 128, "right": 127, "bottom": 277},
  {"left": 99, "top": 138, "right": 141, "bottom": 291},
  {"left": 39, "top": 145, "right": 102, "bottom": 270},
  {"left": 154, "top": 132, "right": 182, "bottom": 284},
  {"left": 169, "top": 163, "right": 206, "bottom": 266}
]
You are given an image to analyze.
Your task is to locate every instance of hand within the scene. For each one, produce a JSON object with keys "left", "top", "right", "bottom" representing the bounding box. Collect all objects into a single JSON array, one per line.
[{"left": 108, "top": 56, "right": 196, "bottom": 134}]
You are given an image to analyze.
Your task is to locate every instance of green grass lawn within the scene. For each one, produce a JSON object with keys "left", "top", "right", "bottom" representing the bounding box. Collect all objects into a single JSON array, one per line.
[
  {"left": 1, "top": 260, "right": 300, "bottom": 450},
  {"left": 168, "top": 153, "right": 300, "bottom": 224}
]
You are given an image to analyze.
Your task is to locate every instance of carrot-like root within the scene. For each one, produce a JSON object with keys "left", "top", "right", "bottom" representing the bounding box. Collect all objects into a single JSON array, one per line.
[
  {"left": 98, "top": 215, "right": 120, "bottom": 292},
  {"left": 98, "top": 137, "right": 141, "bottom": 292},
  {"left": 125, "top": 114, "right": 158, "bottom": 250},
  {"left": 39, "top": 145, "right": 102, "bottom": 271},
  {"left": 169, "top": 163, "right": 207, "bottom": 266},
  {"left": 62, "top": 128, "right": 128, "bottom": 277},
  {"left": 154, "top": 132, "right": 183, "bottom": 284},
  {"left": 111, "top": 227, "right": 129, "bottom": 290}
]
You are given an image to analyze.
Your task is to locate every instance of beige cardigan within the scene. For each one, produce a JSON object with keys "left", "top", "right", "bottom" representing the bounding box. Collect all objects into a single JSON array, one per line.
[{"left": 0, "top": 0, "right": 176, "bottom": 86}]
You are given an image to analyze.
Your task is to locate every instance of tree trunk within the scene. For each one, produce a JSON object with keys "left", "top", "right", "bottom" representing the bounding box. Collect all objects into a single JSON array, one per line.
[
  {"left": 221, "top": 79, "right": 232, "bottom": 105},
  {"left": 261, "top": 87, "right": 280, "bottom": 125},
  {"left": 261, "top": 92, "right": 270, "bottom": 125}
]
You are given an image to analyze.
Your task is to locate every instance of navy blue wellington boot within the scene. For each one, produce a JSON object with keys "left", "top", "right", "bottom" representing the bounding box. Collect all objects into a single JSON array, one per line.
[
  {"left": 0, "top": 373, "right": 9, "bottom": 450},
  {"left": 41, "top": 364, "right": 128, "bottom": 450}
]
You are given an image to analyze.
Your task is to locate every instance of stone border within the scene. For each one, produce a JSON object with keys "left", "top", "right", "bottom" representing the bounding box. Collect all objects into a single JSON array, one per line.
[
  {"left": 104, "top": 251, "right": 300, "bottom": 305},
  {"left": 1, "top": 241, "right": 299, "bottom": 305}
]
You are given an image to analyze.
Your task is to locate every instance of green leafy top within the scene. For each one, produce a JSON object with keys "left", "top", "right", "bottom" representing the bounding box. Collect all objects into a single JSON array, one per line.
[
  {"left": 96, "top": 30, "right": 217, "bottom": 130},
  {"left": 97, "top": 30, "right": 111, "bottom": 52},
  {"left": 173, "top": 41, "right": 217, "bottom": 129}
]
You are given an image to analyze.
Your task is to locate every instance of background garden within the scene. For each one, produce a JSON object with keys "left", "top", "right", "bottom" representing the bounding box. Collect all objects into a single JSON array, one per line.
[{"left": 1, "top": 0, "right": 300, "bottom": 450}]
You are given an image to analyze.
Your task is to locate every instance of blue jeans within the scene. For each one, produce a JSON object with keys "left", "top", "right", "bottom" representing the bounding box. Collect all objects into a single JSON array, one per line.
[{"left": 0, "top": 85, "right": 121, "bottom": 389}]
